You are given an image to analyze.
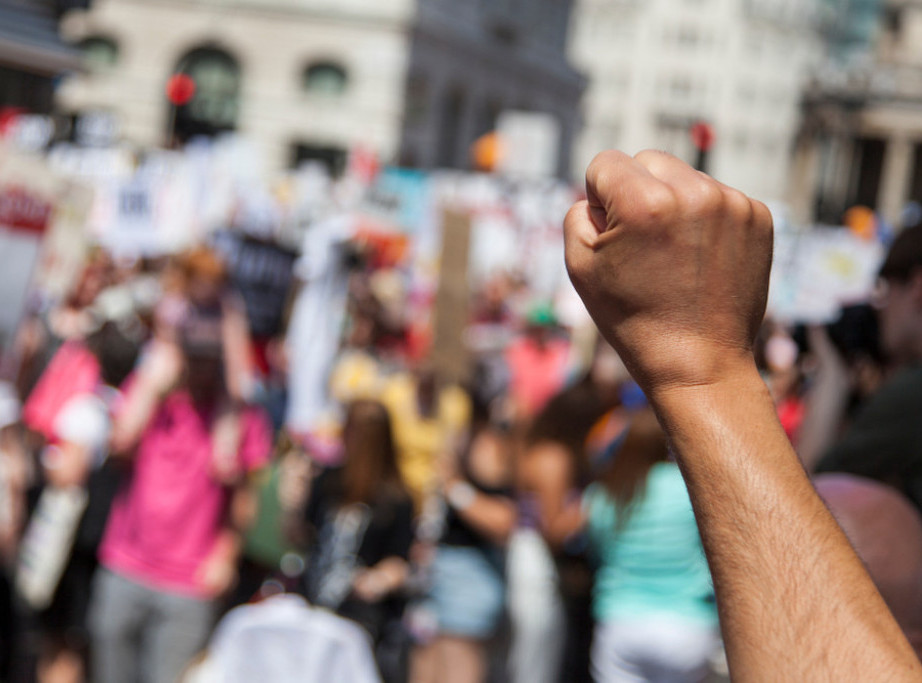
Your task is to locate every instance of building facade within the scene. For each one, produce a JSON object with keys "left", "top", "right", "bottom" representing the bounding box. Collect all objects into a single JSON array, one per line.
[
  {"left": 0, "top": 0, "right": 82, "bottom": 115},
  {"left": 789, "top": 0, "right": 922, "bottom": 228},
  {"left": 55, "top": 0, "right": 583, "bottom": 176},
  {"left": 569, "top": 0, "right": 821, "bottom": 202}
]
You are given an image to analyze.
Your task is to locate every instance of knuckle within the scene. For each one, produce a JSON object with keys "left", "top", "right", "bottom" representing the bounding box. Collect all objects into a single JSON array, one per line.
[
  {"left": 722, "top": 188, "right": 754, "bottom": 223},
  {"left": 587, "top": 150, "right": 620, "bottom": 186},
  {"left": 679, "top": 180, "right": 724, "bottom": 215},
  {"left": 750, "top": 198, "right": 774, "bottom": 230},
  {"left": 564, "top": 201, "right": 587, "bottom": 230},
  {"left": 634, "top": 148, "right": 674, "bottom": 165},
  {"left": 632, "top": 185, "right": 678, "bottom": 223}
]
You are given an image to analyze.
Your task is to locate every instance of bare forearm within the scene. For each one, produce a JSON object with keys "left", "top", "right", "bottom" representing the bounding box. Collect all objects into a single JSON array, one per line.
[
  {"left": 652, "top": 362, "right": 921, "bottom": 680},
  {"left": 798, "top": 358, "right": 851, "bottom": 471},
  {"left": 450, "top": 487, "right": 517, "bottom": 545},
  {"left": 110, "top": 379, "right": 163, "bottom": 455}
]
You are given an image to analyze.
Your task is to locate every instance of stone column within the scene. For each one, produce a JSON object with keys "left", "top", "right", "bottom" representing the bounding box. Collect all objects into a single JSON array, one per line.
[
  {"left": 878, "top": 134, "right": 914, "bottom": 227},
  {"left": 787, "top": 134, "right": 821, "bottom": 226}
]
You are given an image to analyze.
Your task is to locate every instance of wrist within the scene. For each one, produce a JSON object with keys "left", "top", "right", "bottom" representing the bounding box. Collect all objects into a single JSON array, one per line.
[
  {"left": 645, "top": 351, "right": 760, "bottom": 407},
  {"left": 214, "top": 528, "right": 242, "bottom": 560},
  {"left": 445, "top": 480, "right": 476, "bottom": 510}
]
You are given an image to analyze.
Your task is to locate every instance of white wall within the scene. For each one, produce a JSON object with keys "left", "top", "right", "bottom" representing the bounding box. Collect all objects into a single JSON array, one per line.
[
  {"left": 57, "top": 0, "right": 415, "bottom": 170},
  {"left": 569, "top": 0, "right": 822, "bottom": 202}
]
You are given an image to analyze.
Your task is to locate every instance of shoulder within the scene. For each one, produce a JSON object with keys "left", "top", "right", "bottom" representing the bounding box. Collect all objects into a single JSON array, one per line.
[{"left": 526, "top": 440, "right": 575, "bottom": 477}]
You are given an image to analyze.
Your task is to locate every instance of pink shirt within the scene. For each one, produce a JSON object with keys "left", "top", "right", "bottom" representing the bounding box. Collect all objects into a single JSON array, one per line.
[
  {"left": 99, "top": 391, "right": 271, "bottom": 597},
  {"left": 505, "top": 337, "right": 571, "bottom": 418},
  {"left": 23, "top": 341, "right": 100, "bottom": 440}
]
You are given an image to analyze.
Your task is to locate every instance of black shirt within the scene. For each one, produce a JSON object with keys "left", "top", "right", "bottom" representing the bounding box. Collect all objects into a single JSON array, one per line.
[{"left": 816, "top": 366, "right": 922, "bottom": 512}]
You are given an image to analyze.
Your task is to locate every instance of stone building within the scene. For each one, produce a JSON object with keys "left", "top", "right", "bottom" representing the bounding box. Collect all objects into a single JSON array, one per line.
[
  {"left": 55, "top": 0, "right": 584, "bottom": 176},
  {"left": 789, "top": 0, "right": 922, "bottom": 228},
  {"left": 0, "top": 0, "right": 81, "bottom": 114},
  {"left": 569, "top": 0, "right": 821, "bottom": 202}
]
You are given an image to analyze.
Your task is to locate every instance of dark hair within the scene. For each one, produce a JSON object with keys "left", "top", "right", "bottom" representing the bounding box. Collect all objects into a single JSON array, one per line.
[
  {"left": 85, "top": 321, "right": 140, "bottom": 388},
  {"left": 880, "top": 224, "right": 922, "bottom": 283},
  {"left": 598, "top": 409, "right": 669, "bottom": 526},
  {"left": 528, "top": 378, "right": 617, "bottom": 486},
  {"left": 341, "top": 400, "right": 407, "bottom": 506}
]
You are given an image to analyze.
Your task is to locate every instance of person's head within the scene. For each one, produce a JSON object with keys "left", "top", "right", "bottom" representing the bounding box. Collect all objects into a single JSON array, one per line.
[
  {"left": 85, "top": 321, "right": 141, "bottom": 389},
  {"left": 528, "top": 378, "right": 615, "bottom": 486},
  {"left": 877, "top": 225, "right": 922, "bottom": 365},
  {"left": 341, "top": 400, "right": 406, "bottom": 505},
  {"left": 179, "top": 311, "right": 225, "bottom": 404},
  {"left": 598, "top": 408, "right": 670, "bottom": 522},
  {"left": 67, "top": 253, "right": 112, "bottom": 309},
  {"left": 177, "top": 246, "right": 228, "bottom": 307},
  {"left": 815, "top": 474, "right": 922, "bottom": 656}
]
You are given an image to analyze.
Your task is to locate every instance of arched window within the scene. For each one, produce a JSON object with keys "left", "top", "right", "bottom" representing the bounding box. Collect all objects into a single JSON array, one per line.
[
  {"left": 301, "top": 61, "right": 348, "bottom": 96},
  {"left": 80, "top": 36, "right": 119, "bottom": 71},
  {"left": 169, "top": 46, "right": 240, "bottom": 144}
]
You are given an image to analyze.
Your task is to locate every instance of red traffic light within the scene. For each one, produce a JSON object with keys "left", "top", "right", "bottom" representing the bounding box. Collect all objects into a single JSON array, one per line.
[
  {"left": 166, "top": 74, "right": 196, "bottom": 106},
  {"left": 690, "top": 121, "right": 715, "bottom": 152}
]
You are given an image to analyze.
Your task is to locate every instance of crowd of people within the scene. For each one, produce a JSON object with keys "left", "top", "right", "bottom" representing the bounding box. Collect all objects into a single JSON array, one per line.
[{"left": 1, "top": 149, "right": 922, "bottom": 683}]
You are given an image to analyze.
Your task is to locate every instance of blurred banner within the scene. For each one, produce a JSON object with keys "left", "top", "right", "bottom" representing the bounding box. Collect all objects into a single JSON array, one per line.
[
  {"left": 769, "top": 218, "right": 885, "bottom": 324},
  {"left": 0, "top": 146, "right": 91, "bottom": 355}
]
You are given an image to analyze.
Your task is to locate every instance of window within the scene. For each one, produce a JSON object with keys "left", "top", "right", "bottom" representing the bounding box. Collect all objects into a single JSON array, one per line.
[
  {"left": 302, "top": 62, "right": 348, "bottom": 97},
  {"left": 80, "top": 36, "right": 118, "bottom": 71},
  {"left": 405, "top": 73, "right": 429, "bottom": 125},
  {"left": 169, "top": 46, "right": 240, "bottom": 143}
]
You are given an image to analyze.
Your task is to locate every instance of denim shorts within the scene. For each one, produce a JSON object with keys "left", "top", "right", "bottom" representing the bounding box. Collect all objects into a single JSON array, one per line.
[{"left": 426, "top": 544, "right": 505, "bottom": 639}]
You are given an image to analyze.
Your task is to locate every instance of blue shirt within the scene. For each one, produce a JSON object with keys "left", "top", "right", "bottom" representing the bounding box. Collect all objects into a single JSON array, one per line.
[{"left": 584, "top": 462, "right": 717, "bottom": 625}]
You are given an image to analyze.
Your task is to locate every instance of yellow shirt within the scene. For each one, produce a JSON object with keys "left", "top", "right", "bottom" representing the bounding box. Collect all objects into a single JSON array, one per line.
[{"left": 379, "top": 373, "right": 470, "bottom": 507}]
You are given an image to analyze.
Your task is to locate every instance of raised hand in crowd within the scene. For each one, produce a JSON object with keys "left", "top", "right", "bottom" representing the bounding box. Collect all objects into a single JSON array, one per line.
[{"left": 564, "top": 150, "right": 922, "bottom": 680}]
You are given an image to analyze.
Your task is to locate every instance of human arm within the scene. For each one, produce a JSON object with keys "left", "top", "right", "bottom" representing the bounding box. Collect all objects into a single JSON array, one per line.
[
  {"left": 195, "top": 521, "right": 242, "bottom": 599},
  {"left": 352, "top": 496, "right": 415, "bottom": 602},
  {"left": 439, "top": 430, "right": 517, "bottom": 546},
  {"left": 109, "top": 341, "right": 183, "bottom": 456},
  {"left": 564, "top": 150, "right": 921, "bottom": 680},
  {"left": 196, "top": 409, "right": 272, "bottom": 597},
  {"left": 352, "top": 557, "right": 410, "bottom": 603},
  {"left": 523, "top": 441, "right": 585, "bottom": 551},
  {"left": 797, "top": 326, "right": 852, "bottom": 471},
  {"left": 443, "top": 478, "right": 518, "bottom": 546},
  {"left": 41, "top": 441, "right": 92, "bottom": 488}
]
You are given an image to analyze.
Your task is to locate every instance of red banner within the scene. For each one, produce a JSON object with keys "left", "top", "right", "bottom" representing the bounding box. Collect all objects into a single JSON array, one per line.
[{"left": 0, "top": 186, "right": 53, "bottom": 234}]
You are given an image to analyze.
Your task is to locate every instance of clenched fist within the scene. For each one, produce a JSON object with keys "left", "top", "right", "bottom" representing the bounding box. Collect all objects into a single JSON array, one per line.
[{"left": 564, "top": 150, "right": 773, "bottom": 397}]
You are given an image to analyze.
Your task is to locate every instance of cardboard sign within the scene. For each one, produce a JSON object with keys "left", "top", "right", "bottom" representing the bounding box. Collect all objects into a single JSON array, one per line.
[{"left": 429, "top": 209, "right": 471, "bottom": 384}]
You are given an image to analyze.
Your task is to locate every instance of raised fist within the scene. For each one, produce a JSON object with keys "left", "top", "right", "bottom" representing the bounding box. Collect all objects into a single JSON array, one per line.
[{"left": 564, "top": 150, "right": 773, "bottom": 397}]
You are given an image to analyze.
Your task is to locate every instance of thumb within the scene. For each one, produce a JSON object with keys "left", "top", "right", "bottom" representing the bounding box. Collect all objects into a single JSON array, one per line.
[{"left": 564, "top": 199, "right": 602, "bottom": 294}]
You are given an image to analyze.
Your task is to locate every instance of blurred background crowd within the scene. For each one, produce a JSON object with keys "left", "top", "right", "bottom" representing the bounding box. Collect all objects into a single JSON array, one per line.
[{"left": 2, "top": 0, "right": 922, "bottom": 682}]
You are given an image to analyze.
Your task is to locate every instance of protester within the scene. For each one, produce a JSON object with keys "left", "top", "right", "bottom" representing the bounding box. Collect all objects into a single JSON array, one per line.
[
  {"left": 379, "top": 366, "right": 470, "bottom": 510},
  {"left": 584, "top": 409, "right": 718, "bottom": 681},
  {"left": 18, "top": 319, "right": 139, "bottom": 683},
  {"left": 88, "top": 310, "right": 271, "bottom": 683},
  {"left": 504, "top": 306, "right": 571, "bottom": 423},
  {"left": 509, "top": 379, "right": 612, "bottom": 683},
  {"left": 299, "top": 399, "right": 414, "bottom": 682},
  {"left": 411, "top": 395, "right": 516, "bottom": 683},
  {"left": 564, "top": 149, "right": 921, "bottom": 679},
  {"left": 810, "top": 225, "right": 922, "bottom": 514}
]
